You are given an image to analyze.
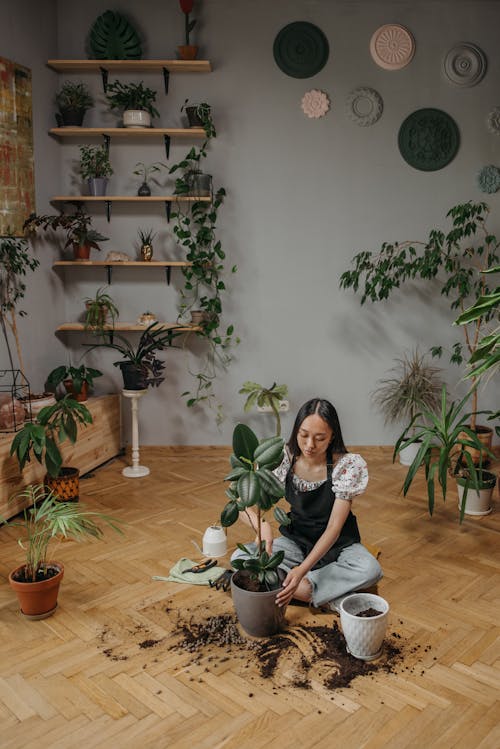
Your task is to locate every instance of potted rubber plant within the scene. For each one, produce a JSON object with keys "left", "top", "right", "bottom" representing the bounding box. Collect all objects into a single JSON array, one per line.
[
  {"left": 47, "top": 364, "right": 102, "bottom": 402},
  {"left": 23, "top": 210, "right": 108, "bottom": 261},
  {"left": 177, "top": 0, "right": 197, "bottom": 60},
  {"left": 83, "top": 287, "right": 119, "bottom": 331},
  {"left": 3, "top": 484, "right": 122, "bottom": 619},
  {"left": 55, "top": 81, "right": 94, "bottom": 127},
  {"left": 105, "top": 80, "right": 160, "bottom": 128},
  {"left": 10, "top": 395, "right": 93, "bottom": 502},
  {"left": 239, "top": 381, "right": 289, "bottom": 436},
  {"left": 221, "top": 423, "right": 289, "bottom": 637},
  {"left": 394, "top": 386, "right": 496, "bottom": 521},
  {"left": 84, "top": 322, "right": 182, "bottom": 390},
  {"left": 371, "top": 349, "right": 444, "bottom": 465},
  {"left": 79, "top": 144, "right": 113, "bottom": 196}
]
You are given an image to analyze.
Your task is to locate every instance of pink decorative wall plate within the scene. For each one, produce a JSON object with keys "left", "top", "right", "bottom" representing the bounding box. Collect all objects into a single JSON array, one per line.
[
  {"left": 301, "top": 89, "right": 330, "bottom": 119},
  {"left": 370, "top": 24, "right": 415, "bottom": 70}
]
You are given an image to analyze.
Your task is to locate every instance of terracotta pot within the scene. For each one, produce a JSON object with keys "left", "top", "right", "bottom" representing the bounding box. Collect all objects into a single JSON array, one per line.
[
  {"left": 458, "top": 425, "right": 494, "bottom": 466},
  {"left": 178, "top": 44, "right": 198, "bottom": 60},
  {"left": 230, "top": 570, "right": 286, "bottom": 637},
  {"left": 9, "top": 563, "right": 64, "bottom": 619},
  {"left": 63, "top": 378, "right": 88, "bottom": 402},
  {"left": 44, "top": 467, "right": 80, "bottom": 502},
  {"left": 73, "top": 243, "right": 91, "bottom": 260}
]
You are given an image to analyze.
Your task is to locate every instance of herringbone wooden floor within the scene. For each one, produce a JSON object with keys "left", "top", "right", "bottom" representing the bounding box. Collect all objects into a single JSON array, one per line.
[{"left": 0, "top": 445, "right": 499, "bottom": 749}]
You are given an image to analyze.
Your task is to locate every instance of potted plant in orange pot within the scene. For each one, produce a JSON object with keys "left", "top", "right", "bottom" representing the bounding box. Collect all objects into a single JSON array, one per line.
[
  {"left": 178, "top": 0, "right": 197, "bottom": 59},
  {"left": 47, "top": 364, "right": 102, "bottom": 402},
  {"left": 10, "top": 395, "right": 93, "bottom": 501},
  {"left": 3, "top": 484, "right": 122, "bottom": 619},
  {"left": 23, "top": 209, "right": 108, "bottom": 261}
]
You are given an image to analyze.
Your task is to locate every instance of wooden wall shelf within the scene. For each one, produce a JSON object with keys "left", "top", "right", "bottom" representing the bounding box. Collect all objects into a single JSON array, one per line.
[
  {"left": 50, "top": 195, "right": 211, "bottom": 222},
  {"left": 47, "top": 59, "right": 212, "bottom": 73},
  {"left": 56, "top": 322, "right": 200, "bottom": 332},
  {"left": 49, "top": 127, "right": 205, "bottom": 138},
  {"left": 53, "top": 260, "right": 192, "bottom": 284}
]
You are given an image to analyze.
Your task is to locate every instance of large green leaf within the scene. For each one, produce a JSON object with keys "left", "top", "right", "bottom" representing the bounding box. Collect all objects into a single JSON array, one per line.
[
  {"left": 88, "top": 11, "right": 142, "bottom": 60},
  {"left": 237, "top": 472, "right": 260, "bottom": 507},
  {"left": 232, "top": 423, "right": 258, "bottom": 462},
  {"left": 220, "top": 500, "right": 239, "bottom": 527}
]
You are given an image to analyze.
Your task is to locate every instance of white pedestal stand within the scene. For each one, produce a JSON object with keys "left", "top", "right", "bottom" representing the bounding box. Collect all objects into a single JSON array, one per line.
[{"left": 121, "top": 389, "right": 150, "bottom": 478}]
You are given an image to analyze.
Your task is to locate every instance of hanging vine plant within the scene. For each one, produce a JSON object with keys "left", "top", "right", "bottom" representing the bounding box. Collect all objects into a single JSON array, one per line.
[{"left": 169, "top": 112, "right": 238, "bottom": 420}]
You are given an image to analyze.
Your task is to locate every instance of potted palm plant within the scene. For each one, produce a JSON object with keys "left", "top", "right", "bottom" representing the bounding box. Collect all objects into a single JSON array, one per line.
[
  {"left": 394, "top": 386, "right": 496, "bottom": 521},
  {"left": 83, "top": 287, "right": 119, "bottom": 331},
  {"left": 10, "top": 395, "right": 93, "bottom": 502},
  {"left": 79, "top": 144, "right": 113, "bottom": 196},
  {"left": 3, "top": 484, "right": 122, "bottom": 619},
  {"left": 55, "top": 81, "right": 94, "bottom": 127},
  {"left": 47, "top": 364, "right": 102, "bottom": 402},
  {"left": 221, "top": 423, "right": 290, "bottom": 637},
  {"left": 84, "top": 322, "right": 182, "bottom": 390},
  {"left": 105, "top": 80, "right": 160, "bottom": 128},
  {"left": 239, "top": 381, "right": 289, "bottom": 436},
  {"left": 23, "top": 210, "right": 108, "bottom": 260},
  {"left": 371, "top": 349, "right": 444, "bottom": 465}
]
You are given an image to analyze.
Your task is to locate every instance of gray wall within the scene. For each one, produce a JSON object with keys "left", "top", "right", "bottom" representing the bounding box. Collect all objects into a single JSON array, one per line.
[{"left": 3, "top": 0, "right": 499, "bottom": 445}]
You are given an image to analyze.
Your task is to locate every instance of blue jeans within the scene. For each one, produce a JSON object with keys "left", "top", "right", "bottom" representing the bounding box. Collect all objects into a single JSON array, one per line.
[{"left": 231, "top": 537, "right": 383, "bottom": 608}]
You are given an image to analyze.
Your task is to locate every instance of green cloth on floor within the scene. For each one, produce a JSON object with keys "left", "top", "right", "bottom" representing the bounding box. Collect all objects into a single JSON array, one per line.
[{"left": 152, "top": 557, "right": 226, "bottom": 586}]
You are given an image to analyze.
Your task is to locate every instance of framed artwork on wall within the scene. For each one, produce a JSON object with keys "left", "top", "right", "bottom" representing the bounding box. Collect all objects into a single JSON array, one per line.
[{"left": 0, "top": 56, "right": 35, "bottom": 236}]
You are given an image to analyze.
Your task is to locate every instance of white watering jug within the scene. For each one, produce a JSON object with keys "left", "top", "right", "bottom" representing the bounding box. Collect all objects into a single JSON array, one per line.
[{"left": 202, "top": 525, "right": 227, "bottom": 557}]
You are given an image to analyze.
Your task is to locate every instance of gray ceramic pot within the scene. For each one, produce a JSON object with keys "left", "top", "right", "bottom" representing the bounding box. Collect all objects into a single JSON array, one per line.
[{"left": 230, "top": 570, "right": 286, "bottom": 637}]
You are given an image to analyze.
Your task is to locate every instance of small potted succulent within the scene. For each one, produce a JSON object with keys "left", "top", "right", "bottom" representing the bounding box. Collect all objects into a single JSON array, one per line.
[
  {"left": 23, "top": 210, "right": 108, "bottom": 261},
  {"left": 3, "top": 484, "right": 122, "bottom": 619},
  {"left": 55, "top": 81, "right": 94, "bottom": 127},
  {"left": 83, "top": 287, "right": 119, "bottom": 331},
  {"left": 84, "top": 322, "right": 182, "bottom": 390},
  {"left": 221, "top": 423, "right": 289, "bottom": 637},
  {"left": 177, "top": 0, "right": 197, "bottom": 60},
  {"left": 47, "top": 364, "right": 103, "bottom": 402},
  {"left": 133, "top": 161, "right": 166, "bottom": 196},
  {"left": 105, "top": 80, "right": 160, "bottom": 128},
  {"left": 79, "top": 144, "right": 113, "bottom": 196},
  {"left": 10, "top": 395, "right": 94, "bottom": 502}
]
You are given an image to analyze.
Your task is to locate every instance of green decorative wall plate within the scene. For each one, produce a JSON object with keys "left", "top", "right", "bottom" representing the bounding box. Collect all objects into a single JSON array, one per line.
[
  {"left": 88, "top": 10, "right": 142, "bottom": 60},
  {"left": 398, "top": 108, "right": 460, "bottom": 171},
  {"left": 273, "top": 22, "right": 329, "bottom": 78}
]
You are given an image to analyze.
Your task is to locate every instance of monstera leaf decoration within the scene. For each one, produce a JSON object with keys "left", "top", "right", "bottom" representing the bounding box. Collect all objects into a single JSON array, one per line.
[{"left": 88, "top": 10, "right": 142, "bottom": 60}]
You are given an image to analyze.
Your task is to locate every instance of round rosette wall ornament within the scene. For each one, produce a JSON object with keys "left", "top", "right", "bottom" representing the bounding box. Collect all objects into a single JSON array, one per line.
[
  {"left": 443, "top": 43, "right": 487, "bottom": 87},
  {"left": 486, "top": 107, "right": 500, "bottom": 135},
  {"left": 398, "top": 108, "right": 460, "bottom": 171},
  {"left": 370, "top": 24, "right": 415, "bottom": 70},
  {"left": 477, "top": 165, "right": 500, "bottom": 194},
  {"left": 345, "top": 87, "right": 383, "bottom": 127},
  {"left": 301, "top": 89, "right": 330, "bottom": 119},
  {"left": 273, "top": 21, "right": 329, "bottom": 78}
]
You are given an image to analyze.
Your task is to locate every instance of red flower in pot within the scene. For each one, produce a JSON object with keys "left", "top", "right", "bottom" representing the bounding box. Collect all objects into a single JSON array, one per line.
[{"left": 178, "top": 0, "right": 197, "bottom": 59}]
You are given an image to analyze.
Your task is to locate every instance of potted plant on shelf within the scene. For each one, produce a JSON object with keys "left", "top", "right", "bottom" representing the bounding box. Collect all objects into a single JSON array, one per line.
[
  {"left": 177, "top": 0, "right": 197, "bottom": 60},
  {"left": 24, "top": 209, "right": 108, "bottom": 261},
  {"left": 394, "top": 386, "right": 496, "bottom": 521},
  {"left": 79, "top": 144, "right": 113, "bottom": 196},
  {"left": 105, "top": 80, "right": 160, "bottom": 128},
  {"left": 181, "top": 100, "right": 216, "bottom": 138},
  {"left": 239, "top": 381, "right": 289, "bottom": 436},
  {"left": 10, "top": 395, "right": 94, "bottom": 502},
  {"left": 83, "top": 286, "right": 119, "bottom": 331},
  {"left": 137, "top": 228, "right": 156, "bottom": 261},
  {"left": 3, "top": 484, "right": 122, "bottom": 619},
  {"left": 371, "top": 349, "right": 444, "bottom": 465},
  {"left": 133, "top": 161, "right": 167, "bottom": 196},
  {"left": 220, "top": 423, "right": 289, "bottom": 637},
  {"left": 55, "top": 81, "right": 94, "bottom": 127},
  {"left": 47, "top": 364, "right": 102, "bottom": 402},
  {"left": 84, "top": 322, "right": 182, "bottom": 390}
]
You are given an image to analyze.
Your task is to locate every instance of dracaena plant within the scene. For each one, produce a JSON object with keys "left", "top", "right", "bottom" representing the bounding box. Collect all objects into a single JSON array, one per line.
[{"left": 221, "top": 424, "right": 290, "bottom": 589}]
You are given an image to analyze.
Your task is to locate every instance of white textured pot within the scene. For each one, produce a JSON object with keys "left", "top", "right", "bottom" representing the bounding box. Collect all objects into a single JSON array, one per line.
[
  {"left": 202, "top": 525, "right": 227, "bottom": 557},
  {"left": 399, "top": 440, "right": 422, "bottom": 465},
  {"left": 456, "top": 472, "right": 496, "bottom": 516},
  {"left": 123, "top": 109, "right": 151, "bottom": 128},
  {"left": 340, "top": 593, "right": 389, "bottom": 661}
]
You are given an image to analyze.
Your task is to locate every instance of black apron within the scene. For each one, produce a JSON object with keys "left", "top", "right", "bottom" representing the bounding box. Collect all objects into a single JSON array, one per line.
[{"left": 279, "top": 458, "right": 360, "bottom": 568}]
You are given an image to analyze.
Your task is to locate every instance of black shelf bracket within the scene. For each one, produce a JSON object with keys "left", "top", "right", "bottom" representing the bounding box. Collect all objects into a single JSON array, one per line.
[
  {"left": 105, "top": 201, "right": 112, "bottom": 222},
  {"left": 167, "top": 330, "right": 173, "bottom": 346},
  {"left": 106, "top": 265, "right": 112, "bottom": 284},
  {"left": 163, "top": 134, "right": 171, "bottom": 159},
  {"left": 99, "top": 67, "right": 109, "bottom": 93},
  {"left": 164, "top": 201, "right": 172, "bottom": 222},
  {"left": 165, "top": 266, "right": 172, "bottom": 285},
  {"left": 162, "top": 67, "right": 170, "bottom": 94},
  {"left": 102, "top": 134, "right": 111, "bottom": 153}
]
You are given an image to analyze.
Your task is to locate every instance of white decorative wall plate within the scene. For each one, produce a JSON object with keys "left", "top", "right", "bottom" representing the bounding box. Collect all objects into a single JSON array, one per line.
[
  {"left": 345, "top": 87, "right": 383, "bottom": 126},
  {"left": 486, "top": 107, "right": 500, "bottom": 135},
  {"left": 301, "top": 89, "right": 330, "bottom": 118},
  {"left": 443, "top": 43, "right": 487, "bottom": 87},
  {"left": 370, "top": 24, "right": 415, "bottom": 70},
  {"left": 477, "top": 165, "right": 500, "bottom": 193}
]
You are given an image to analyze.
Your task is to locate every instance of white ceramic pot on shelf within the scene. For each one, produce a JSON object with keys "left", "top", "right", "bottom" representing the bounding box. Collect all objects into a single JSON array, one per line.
[
  {"left": 123, "top": 109, "right": 151, "bottom": 129},
  {"left": 340, "top": 593, "right": 390, "bottom": 661}
]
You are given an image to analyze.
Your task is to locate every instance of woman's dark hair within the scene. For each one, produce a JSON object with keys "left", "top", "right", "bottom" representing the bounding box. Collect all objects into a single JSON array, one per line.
[{"left": 287, "top": 398, "right": 347, "bottom": 461}]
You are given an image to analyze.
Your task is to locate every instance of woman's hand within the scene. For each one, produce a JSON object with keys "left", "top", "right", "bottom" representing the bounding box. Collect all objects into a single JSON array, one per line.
[{"left": 275, "top": 567, "right": 306, "bottom": 607}]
